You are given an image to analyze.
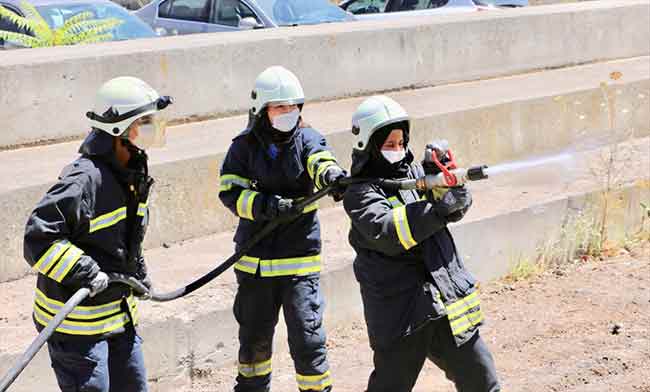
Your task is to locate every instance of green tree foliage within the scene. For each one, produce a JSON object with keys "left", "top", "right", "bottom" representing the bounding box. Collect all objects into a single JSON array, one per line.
[{"left": 0, "top": 1, "right": 123, "bottom": 48}]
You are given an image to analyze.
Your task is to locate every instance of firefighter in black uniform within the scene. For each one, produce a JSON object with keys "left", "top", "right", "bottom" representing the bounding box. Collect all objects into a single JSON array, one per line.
[
  {"left": 218, "top": 66, "right": 346, "bottom": 392},
  {"left": 23, "top": 77, "right": 172, "bottom": 392},
  {"left": 343, "top": 95, "right": 501, "bottom": 392}
]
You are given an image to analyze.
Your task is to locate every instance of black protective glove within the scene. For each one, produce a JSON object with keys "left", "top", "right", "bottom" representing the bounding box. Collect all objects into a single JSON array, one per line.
[
  {"left": 323, "top": 166, "right": 348, "bottom": 202},
  {"left": 137, "top": 275, "right": 153, "bottom": 299},
  {"left": 431, "top": 186, "right": 472, "bottom": 223},
  {"left": 133, "top": 256, "right": 152, "bottom": 298},
  {"left": 263, "top": 195, "right": 298, "bottom": 221}
]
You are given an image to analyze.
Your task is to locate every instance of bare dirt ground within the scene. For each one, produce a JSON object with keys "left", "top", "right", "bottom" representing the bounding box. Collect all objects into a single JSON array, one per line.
[{"left": 187, "top": 243, "right": 650, "bottom": 392}]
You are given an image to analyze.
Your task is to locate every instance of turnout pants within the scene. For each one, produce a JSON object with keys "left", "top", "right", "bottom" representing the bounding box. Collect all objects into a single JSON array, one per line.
[
  {"left": 367, "top": 318, "right": 500, "bottom": 392},
  {"left": 47, "top": 328, "right": 147, "bottom": 392},
  {"left": 233, "top": 271, "right": 331, "bottom": 392}
]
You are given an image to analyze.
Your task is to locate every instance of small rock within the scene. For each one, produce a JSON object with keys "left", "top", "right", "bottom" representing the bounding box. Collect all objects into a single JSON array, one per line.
[
  {"left": 610, "top": 323, "right": 623, "bottom": 335},
  {"left": 554, "top": 270, "right": 565, "bottom": 277},
  {"left": 162, "top": 242, "right": 171, "bottom": 249}
]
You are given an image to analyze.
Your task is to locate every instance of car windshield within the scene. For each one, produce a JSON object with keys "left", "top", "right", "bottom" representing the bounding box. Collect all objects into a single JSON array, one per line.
[
  {"left": 35, "top": 2, "right": 156, "bottom": 41},
  {"left": 254, "top": 0, "right": 349, "bottom": 26}
]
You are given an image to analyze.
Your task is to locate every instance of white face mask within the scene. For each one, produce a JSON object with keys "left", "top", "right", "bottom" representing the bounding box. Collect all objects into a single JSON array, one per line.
[
  {"left": 271, "top": 108, "right": 300, "bottom": 133},
  {"left": 381, "top": 149, "right": 406, "bottom": 164}
]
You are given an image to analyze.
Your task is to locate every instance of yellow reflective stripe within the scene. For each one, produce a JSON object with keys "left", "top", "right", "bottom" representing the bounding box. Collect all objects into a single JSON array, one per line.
[
  {"left": 33, "top": 305, "right": 131, "bottom": 336},
  {"left": 307, "top": 151, "right": 336, "bottom": 179},
  {"left": 259, "top": 255, "right": 321, "bottom": 277},
  {"left": 314, "top": 161, "right": 337, "bottom": 189},
  {"left": 447, "top": 295, "right": 481, "bottom": 321},
  {"left": 236, "top": 190, "right": 258, "bottom": 221},
  {"left": 34, "top": 288, "right": 126, "bottom": 320},
  {"left": 220, "top": 174, "right": 251, "bottom": 193},
  {"left": 235, "top": 255, "right": 260, "bottom": 274},
  {"left": 446, "top": 291, "right": 479, "bottom": 313},
  {"left": 393, "top": 206, "right": 417, "bottom": 250},
  {"left": 47, "top": 245, "right": 84, "bottom": 283},
  {"left": 32, "top": 240, "right": 71, "bottom": 274},
  {"left": 430, "top": 187, "right": 449, "bottom": 202},
  {"left": 387, "top": 196, "right": 402, "bottom": 208},
  {"left": 237, "top": 255, "right": 321, "bottom": 277},
  {"left": 127, "top": 295, "right": 139, "bottom": 325},
  {"left": 302, "top": 202, "right": 319, "bottom": 214},
  {"left": 137, "top": 202, "right": 148, "bottom": 217},
  {"left": 450, "top": 310, "right": 484, "bottom": 336},
  {"left": 89, "top": 207, "right": 127, "bottom": 233},
  {"left": 297, "top": 371, "right": 332, "bottom": 391},
  {"left": 295, "top": 196, "right": 319, "bottom": 214},
  {"left": 238, "top": 358, "right": 272, "bottom": 378}
]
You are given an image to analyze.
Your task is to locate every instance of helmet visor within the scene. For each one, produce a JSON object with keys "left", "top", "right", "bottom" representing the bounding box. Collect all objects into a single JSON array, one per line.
[{"left": 131, "top": 114, "right": 167, "bottom": 150}]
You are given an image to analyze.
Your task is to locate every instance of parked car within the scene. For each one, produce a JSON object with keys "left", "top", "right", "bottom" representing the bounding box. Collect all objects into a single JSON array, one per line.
[
  {"left": 339, "top": 0, "right": 526, "bottom": 19},
  {"left": 479, "top": 0, "right": 527, "bottom": 7},
  {"left": 0, "top": 0, "right": 157, "bottom": 49},
  {"left": 135, "top": 0, "right": 355, "bottom": 35}
]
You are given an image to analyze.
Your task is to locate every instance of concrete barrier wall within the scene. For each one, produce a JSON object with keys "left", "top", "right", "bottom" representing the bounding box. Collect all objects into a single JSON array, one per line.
[
  {"left": 0, "top": 0, "right": 648, "bottom": 147},
  {"left": 0, "top": 70, "right": 647, "bottom": 282}
]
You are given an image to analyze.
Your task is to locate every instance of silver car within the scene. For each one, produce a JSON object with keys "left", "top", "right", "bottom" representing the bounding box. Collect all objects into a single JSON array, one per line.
[
  {"left": 339, "top": 0, "right": 527, "bottom": 19},
  {"left": 135, "top": 0, "right": 355, "bottom": 35}
]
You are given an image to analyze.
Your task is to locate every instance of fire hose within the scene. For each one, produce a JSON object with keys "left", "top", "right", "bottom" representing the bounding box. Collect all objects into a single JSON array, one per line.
[{"left": 0, "top": 164, "right": 489, "bottom": 391}]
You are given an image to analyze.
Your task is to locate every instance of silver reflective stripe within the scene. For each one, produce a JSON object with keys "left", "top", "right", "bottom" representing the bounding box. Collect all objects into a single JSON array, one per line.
[
  {"left": 448, "top": 297, "right": 481, "bottom": 321},
  {"left": 259, "top": 260, "right": 320, "bottom": 274},
  {"left": 220, "top": 174, "right": 251, "bottom": 191},
  {"left": 48, "top": 245, "right": 84, "bottom": 282},
  {"left": 238, "top": 359, "right": 272, "bottom": 377},
  {"left": 137, "top": 203, "right": 148, "bottom": 217},
  {"left": 298, "top": 377, "right": 332, "bottom": 389},
  {"left": 238, "top": 364, "right": 254, "bottom": 376},
  {"left": 235, "top": 258, "right": 259, "bottom": 272},
  {"left": 35, "top": 289, "right": 124, "bottom": 320},
  {"left": 446, "top": 291, "right": 480, "bottom": 319},
  {"left": 236, "top": 190, "right": 257, "bottom": 220},
  {"left": 393, "top": 206, "right": 417, "bottom": 250},
  {"left": 297, "top": 371, "right": 332, "bottom": 390},
  {"left": 33, "top": 240, "right": 71, "bottom": 274},
  {"left": 387, "top": 197, "right": 402, "bottom": 208},
  {"left": 89, "top": 207, "right": 127, "bottom": 233},
  {"left": 253, "top": 361, "right": 272, "bottom": 375},
  {"left": 34, "top": 306, "right": 130, "bottom": 335},
  {"left": 450, "top": 310, "right": 484, "bottom": 336}
]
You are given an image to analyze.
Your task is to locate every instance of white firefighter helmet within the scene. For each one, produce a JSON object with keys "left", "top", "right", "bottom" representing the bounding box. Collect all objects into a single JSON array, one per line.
[
  {"left": 351, "top": 95, "right": 409, "bottom": 151},
  {"left": 86, "top": 77, "right": 173, "bottom": 149},
  {"left": 250, "top": 66, "right": 305, "bottom": 116}
]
